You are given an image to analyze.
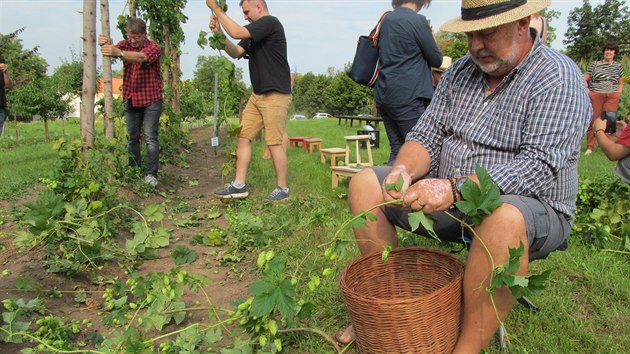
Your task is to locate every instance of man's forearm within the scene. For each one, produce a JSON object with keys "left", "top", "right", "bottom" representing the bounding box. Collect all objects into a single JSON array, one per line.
[
  {"left": 212, "top": 7, "right": 250, "bottom": 40},
  {"left": 223, "top": 39, "right": 244, "bottom": 59},
  {"left": 596, "top": 130, "right": 630, "bottom": 161},
  {"left": 392, "top": 141, "right": 431, "bottom": 180},
  {"left": 3, "top": 72, "right": 12, "bottom": 89},
  {"left": 120, "top": 50, "right": 148, "bottom": 63}
]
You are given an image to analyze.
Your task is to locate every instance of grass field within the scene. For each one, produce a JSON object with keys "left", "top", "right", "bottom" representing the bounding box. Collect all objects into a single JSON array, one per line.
[
  {"left": 245, "top": 118, "right": 630, "bottom": 353},
  {"left": 1, "top": 117, "right": 628, "bottom": 353}
]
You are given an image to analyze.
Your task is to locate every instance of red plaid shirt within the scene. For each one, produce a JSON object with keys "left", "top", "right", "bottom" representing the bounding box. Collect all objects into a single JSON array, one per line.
[{"left": 116, "top": 39, "right": 162, "bottom": 107}]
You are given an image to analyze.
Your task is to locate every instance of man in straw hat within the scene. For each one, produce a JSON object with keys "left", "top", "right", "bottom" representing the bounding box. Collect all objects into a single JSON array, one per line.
[{"left": 339, "top": 0, "right": 592, "bottom": 351}]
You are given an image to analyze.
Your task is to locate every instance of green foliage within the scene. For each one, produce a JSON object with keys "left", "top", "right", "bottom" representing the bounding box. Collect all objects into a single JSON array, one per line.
[
  {"left": 32, "top": 315, "right": 84, "bottom": 351},
  {"left": 617, "top": 58, "right": 630, "bottom": 119},
  {"left": 172, "top": 245, "right": 198, "bottom": 265},
  {"left": 538, "top": 8, "right": 561, "bottom": 45},
  {"left": 454, "top": 165, "right": 504, "bottom": 225},
  {"left": 0, "top": 298, "right": 44, "bottom": 344},
  {"left": 189, "top": 55, "right": 247, "bottom": 119},
  {"left": 573, "top": 174, "right": 630, "bottom": 250},
  {"left": 7, "top": 76, "right": 72, "bottom": 120},
  {"left": 224, "top": 208, "right": 271, "bottom": 249},
  {"left": 564, "top": 0, "right": 630, "bottom": 62},
  {"left": 250, "top": 257, "right": 296, "bottom": 319},
  {"left": 292, "top": 70, "right": 374, "bottom": 117},
  {"left": 50, "top": 53, "right": 84, "bottom": 96},
  {"left": 0, "top": 27, "right": 48, "bottom": 81},
  {"left": 435, "top": 31, "right": 468, "bottom": 60},
  {"left": 489, "top": 242, "right": 552, "bottom": 298},
  {"left": 198, "top": 0, "right": 229, "bottom": 51},
  {"left": 100, "top": 268, "right": 208, "bottom": 335},
  {"left": 235, "top": 250, "right": 318, "bottom": 353}
]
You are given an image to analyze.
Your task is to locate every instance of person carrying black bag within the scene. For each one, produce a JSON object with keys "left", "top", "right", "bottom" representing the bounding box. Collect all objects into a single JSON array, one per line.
[{"left": 374, "top": 0, "right": 442, "bottom": 165}]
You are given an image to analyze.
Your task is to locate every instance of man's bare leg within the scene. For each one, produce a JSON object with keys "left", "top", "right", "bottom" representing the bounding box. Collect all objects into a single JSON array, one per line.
[
  {"left": 453, "top": 203, "right": 529, "bottom": 353},
  {"left": 234, "top": 137, "right": 252, "bottom": 184},
  {"left": 263, "top": 131, "right": 288, "bottom": 160},
  {"left": 268, "top": 144, "right": 288, "bottom": 188}
]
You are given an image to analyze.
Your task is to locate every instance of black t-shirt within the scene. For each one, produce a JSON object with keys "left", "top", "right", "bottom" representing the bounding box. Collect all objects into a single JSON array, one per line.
[{"left": 238, "top": 16, "right": 291, "bottom": 95}]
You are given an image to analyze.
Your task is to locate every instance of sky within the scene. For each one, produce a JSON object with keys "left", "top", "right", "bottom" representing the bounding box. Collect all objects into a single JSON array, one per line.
[{"left": 1, "top": 0, "right": 605, "bottom": 86}]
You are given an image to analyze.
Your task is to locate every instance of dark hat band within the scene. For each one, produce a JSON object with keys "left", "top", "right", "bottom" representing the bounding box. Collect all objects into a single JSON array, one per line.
[{"left": 461, "top": 0, "right": 527, "bottom": 20}]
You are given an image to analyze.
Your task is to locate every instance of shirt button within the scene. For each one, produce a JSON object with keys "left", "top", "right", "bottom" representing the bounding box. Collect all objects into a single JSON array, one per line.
[
  {"left": 483, "top": 102, "right": 488, "bottom": 107},
  {"left": 463, "top": 145, "right": 467, "bottom": 150}
]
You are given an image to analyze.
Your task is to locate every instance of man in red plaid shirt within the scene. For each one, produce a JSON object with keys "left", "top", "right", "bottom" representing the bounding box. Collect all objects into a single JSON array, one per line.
[{"left": 99, "top": 18, "right": 163, "bottom": 188}]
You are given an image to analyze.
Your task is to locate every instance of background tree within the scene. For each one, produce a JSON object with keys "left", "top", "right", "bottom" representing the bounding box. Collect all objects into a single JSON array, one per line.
[
  {"left": 324, "top": 68, "right": 374, "bottom": 116},
  {"left": 564, "top": 0, "right": 630, "bottom": 62},
  {"left": 191, "top": 55, "right": 247, "bottom": 118},
  {"left": 539, "top": 9, "right": 561, "bottom": 45},
  {"left": 0, "top": 28, "right": 47, "bottom": 83},
  {"left": 50, "top": 54, "right": 84, "bottom": 96},
  {"left": 435, "top": 31, "right": 468, "bottom": 60},
  {"left": 292, "top": 72, "right": 329, "bottom": 116},
  {"left": 7, "top": 77, "right": 71, "bottom": 141},
  {"left": 180, "top": 80, "right": 209, "bottom": 121}
]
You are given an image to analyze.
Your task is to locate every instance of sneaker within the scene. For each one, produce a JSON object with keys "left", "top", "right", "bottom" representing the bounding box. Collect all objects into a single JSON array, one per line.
[
  {"left": 584, "top": 149, "right": 593, "bottom": 155},
  {"left": 265, "top": 187, "right": 289, "bottom": 202},
  {"left": 215, "top": 183, "right": 249, "bottom": 199},
  {"left": 144, "top": 175, "right": 158, "bottom": 187}
]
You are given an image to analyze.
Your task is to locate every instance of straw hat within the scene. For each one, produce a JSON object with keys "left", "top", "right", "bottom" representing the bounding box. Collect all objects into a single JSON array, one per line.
[
  {"left": 440, "top": 0, "right": 550, "bottom": 33},
  {"left": 432, "top": 56, "right": 452, "bottom": 73}
]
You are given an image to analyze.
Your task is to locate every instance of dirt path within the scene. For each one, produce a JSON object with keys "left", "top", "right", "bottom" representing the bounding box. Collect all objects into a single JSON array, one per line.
[{"left": 0, "top": 126, "right": 254, "bottom": 349}]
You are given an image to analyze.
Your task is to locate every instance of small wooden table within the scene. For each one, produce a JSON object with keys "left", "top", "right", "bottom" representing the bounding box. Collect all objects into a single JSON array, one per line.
[
  {"left": 320, "top": 147, "right": 347, "bottom": 166},
  {"left": 330, "top": 166, "right": 364, "bottom": 188},
  {"left": 289, "top": 136, "right": 311, "bottom": 149},
  {"left": 344, "top": 135, "right": 374, "bottom": 167},
  {"left": 305, "top": 138, "right": 322, "bottom": 153}
]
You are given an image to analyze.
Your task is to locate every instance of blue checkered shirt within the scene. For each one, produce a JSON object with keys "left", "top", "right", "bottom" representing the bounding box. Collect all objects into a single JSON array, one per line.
[{"left": 407, "top": 39, "right": 592, "bottom": 221}]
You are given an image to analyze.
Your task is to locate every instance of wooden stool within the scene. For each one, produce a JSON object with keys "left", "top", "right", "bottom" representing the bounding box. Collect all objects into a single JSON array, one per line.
[
  {"left": 289, "top": 136, "right": 311, "bottom": 149},
  {"left": 330, "top": 166, "right": 364, "bottom": 188},
  {"left": 344, "top": 134, "right": 374, "bottom": 167},
  {"left": 305, "top": 138, "right": 322, "bottom": 153},
  {"left": 320, "top": 147, "right": 347, "bottom": 166}
]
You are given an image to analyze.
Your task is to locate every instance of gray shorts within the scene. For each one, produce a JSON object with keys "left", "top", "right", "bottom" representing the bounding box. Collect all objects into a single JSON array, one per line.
[{"left": 372, "top": 166, "right": 571, "bottom": 260}]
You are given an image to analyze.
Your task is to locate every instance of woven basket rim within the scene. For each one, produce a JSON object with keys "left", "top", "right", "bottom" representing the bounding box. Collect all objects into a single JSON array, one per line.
[{"left": 340, "top": 247, "right": 465, "bottom": 302}]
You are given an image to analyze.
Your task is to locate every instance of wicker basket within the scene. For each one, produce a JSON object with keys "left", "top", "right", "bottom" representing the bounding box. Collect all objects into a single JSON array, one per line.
[{"left": 339, "top": 247, "right": 465, "bottom": 353}]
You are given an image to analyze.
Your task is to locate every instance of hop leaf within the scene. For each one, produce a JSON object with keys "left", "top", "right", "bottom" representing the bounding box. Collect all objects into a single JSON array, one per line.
[{"left": 455, "top": 164, "right": 503, "bottom": 225}]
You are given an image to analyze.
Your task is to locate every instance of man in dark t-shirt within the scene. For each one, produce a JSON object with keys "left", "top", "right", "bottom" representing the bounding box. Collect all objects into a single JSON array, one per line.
[{"left": 207, "top": 0, "right": 292, "bottom": 202}]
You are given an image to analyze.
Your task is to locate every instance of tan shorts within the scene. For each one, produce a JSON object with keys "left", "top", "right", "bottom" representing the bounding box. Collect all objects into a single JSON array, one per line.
[{"left": 239, "top": 92, "right": 292, "bottom": 145}]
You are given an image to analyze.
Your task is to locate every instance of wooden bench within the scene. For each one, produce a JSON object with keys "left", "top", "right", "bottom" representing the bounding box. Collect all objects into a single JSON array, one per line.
[
  {"left": 320, "top": 147, "right": 347, "bottom": 166},
  {"left": 289, "top": 136, "right": 311, "bottom": 149},
  {"left": 330, "top": 166, "right": 364, "bottom": 188},
  {"left": 305, "top": 138, "right": 322, "bottom": 153}
]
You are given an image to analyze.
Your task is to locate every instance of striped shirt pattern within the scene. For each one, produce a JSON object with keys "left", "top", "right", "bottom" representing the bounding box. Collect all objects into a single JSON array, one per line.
[
  {"left": 116, "top": 39, "right": 162, "bottom": 107},
  {"left": 586, "top": 60, "right": 624, "bottom": 93},
  {"left": 407, "top": 40, "right": 592, "bottom": 220}
]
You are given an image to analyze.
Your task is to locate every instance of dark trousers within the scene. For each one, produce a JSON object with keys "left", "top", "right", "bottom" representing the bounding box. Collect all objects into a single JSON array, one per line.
[
  {"left": 0, "top": 108, "right": 6, "bottom": 136},
  {"left": 377, "top": 98, "right": 428, "bottom": 165},
  {"left": 125, "top": 100, "right": 162, "bottom": 177}
]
